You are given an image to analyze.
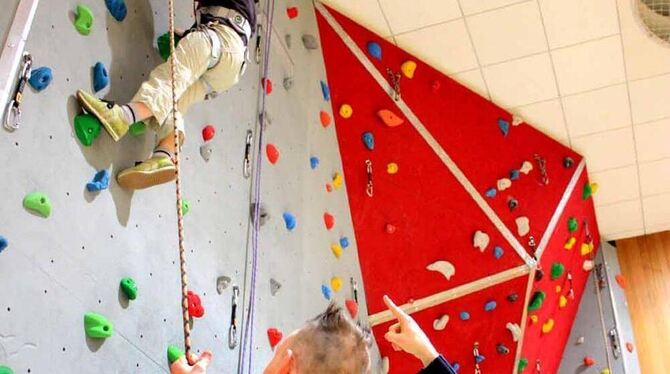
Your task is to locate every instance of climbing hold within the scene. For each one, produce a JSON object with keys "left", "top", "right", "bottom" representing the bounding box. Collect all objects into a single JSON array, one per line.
[
  {"left": 563, "top": 156, "right": 575, "bottom": 168},
  {"left": 496, "top": 343, "right": 510, "bottom": 355},
  {"left": 216, "top": 276, "right": 231, "bottom": 294},
  {"left": 93, "top": 62, "right": 109, "bottom": 92},
  {"left": 187, "top": 291, "right": 205, "bottom": 318},
  {"left": 518, "top": 358, "right": 528, "bottom": 372},
  {"left": 559, "top": 295, "right": 568, "bottom": 309},
  {"left": 323, "top": 212, "right": 335, "bottom": 230},
  {"left": 326, "top": 184, "right": 333, "bottom": 193},
  {"left": 555, "top": 285, "right": 562, "bottom": 293},
  {"left": 181, "top": 200, "right": 190, "bottom": 216},
  {"left": 568, "top": 217, "right": 578, "bottom": 232},
  {"left": 509, "top": 169, "right": 520, "bottom": 181},
  {"left": 580, "top": 242, "right": 594, "bottom": 256},
  {"left": 516, "top": 216, "right": 530, "bottom": 237},
  {"left": 286, "top": 6, "right": 298, "bottom": 19},
  {"left": 507, "top": 293, "right": 518, "bottom": 302},
  {"left": 459, "top": 311, "right": 470, "bottom": 321},
  {"left": 535, "top": 269, "right": 544, "bottom": 281},
  {"left": 200, "top": 142, "right": 214, "bottom": 162},
  {"left": 74, "top": 113, "right": 102, "bottom": 146},
  {"left": 484, "top": 300, "right": 497, "bottom": 312},
  {"left": 320, "top": 81, "right": 330, "bottom": 101},
  {"left": 202, "top": 124, "right": 215, "bottom": 141},
  {"left": 385, "top": 223, "right": 397, "bottom": 234},
  {"left": 615, "top": 274, "right": 626, "bottom": 289},
  {"left": 497, "top": 118, "right": 510, "bottom": 137},
  {"left": 129, "top": 121, "right": 146, "bottom": 136},
  {"left": 583, "top": 182, "right": 594, "bottom": 200},
  {"left": 497, "top": 178, "right": 512, "bottom": 191},
  {"left": 576, "top": 336, "right": 585, "bottom": 345},
  {"left": 626, "top": 342, "right": 634, "bottom": 352},
  {"left": 475, "top": 354, "right": 485, "bottom": 364},
  {"left": 340, "top": 236, "right": 350, "bottom": 248},
  {"left": 309, "top": 156, "right": 319, "bottom": 169},
  {"left": 528, "top": 291, "right": 546, "bottom": 311},
  {"left": 285, "top": 33, "right": 292, "bottom": 48},
  {"left": 301, "top": 34, "right": 319, "bottom": 50},
  {"left": 485, "top": 187, "right": 497, "bottom": 198},
  {"left": 23, "top": 192, "right": 51, "bottom": 218},
  {"left": 157, "top": 32, "right": 182, "bottom": 61},
  {"left": 74, "top": 4, "right": 94, "bottom": 35},
  {"left": 267, "top": 328, "right": 283, "bottom": 350},
  {"left": 270, "top": 278, "right": 281, "bottom": 296},
  {"left": 451, "top": 362, "right": 460, "bottom": 372},
  {"left": 387, "top": 163, "right": 398, "bottom": 174},
  {"left": 601, "top": 369, "right": 611, "bottom": 374},
  {"left": 332, "top": 172, "right": 344, "bottom": 189},
  {"left": 250, "top": 202, "right": 270, "bottom": 226},
  {"left": 86, "top": 169, "right": 110, "bottom": 192},
  {"left": 266, "top": 144, "right": 280, "bottom": 164},
  {"left": 120, "top": 277, "right": 138, "bottom": 300},
  {"left": 331, "top": 243, "right": 343, "bottom": 259},
  {"left": 400, "top": 60, "right": 417, "bottom": 78},
  {"left": 0, "top": 367, "right": 13, "bottom": 374},
  {"left": 321, "top": 284, "right": 331, "bottom": 300},
  {"left": 506, "top": 322, "right": 521, "bottom": 342},
  {"left": 282, "top": 212, "right": 296, "bottom": 231},
  {"left": 426, "top": 260, "right": 455, "bottom": 281},
  {"left": 583, "top": 356, "right": 595, "bottom": 367},
  {"left": 512, "top": 115, "right": 523, "bottom": 126},
  {"left": 339, "top": 104, "right": 353, "bottom": 119},
  {"left": 262, "top": 78, "right": 273, "bottom": 94},
  {"left": 508, "top": 197, "right": 518, "bottom": 211},
  {"left": 583, "top": 260, "right": 594, "bottom": 271},
  {"left": 377, "top": 109, "right": 404, "bottom": 127},
  {"left": 473, "top": 230, "right": 490, "bottom": 252},
  {"left": 84, "top": 312, "right": 114, "bottom": 338},
  {"left": 320, "top": 111, "right": 331, "bottom": 128},
  {"left": 590, "top": 182, "right": 599, "bottom": 194},
  {"left": 431, "top": 80, "right": 441, "bottom": 93},
  {"left": 345, "top": 299, "right": 358, "bottom": 319},
  {"left": 381, "top": 357, "right": 390, "bottom": 374},
  {"left": 167, "top": 345, "right": 184, "bottom": 365},
  {"left": 28, "top": 67, "right": 53, "bottom": 92},
  {"left": 564, "top": 237, "right": 576, "bottom": 250},
  {"left": 529, "top": 315, "right": 538, "bottom": 324},
  {"left": 520, "top": 161, "right": 533, "bottom": 174},
  {"left": 330, "top": 277, "right": 343, "bottom": 292},
  {"left": 366, "top": 41, "right": 382, "bottom": 60},
  {"left": 493, "top": 246, "right": 504, "bottom": 259},
  {"left": 433, "top": 314, "right": 449, "bottom": 330},
  {"left": 550, "top": 262, "right": 565, "bottom": 280},
  {"left": 362, "top": 132, "right": 374, "bottom": 150},
  {"left": 541, "top": 318, "right": 554, "bottom": 334},
  {"left": 105, "top": 0, "right": 127, "bottom": 21},
  {"left": 0, "top": 236, "right": 7, "bottom": 254}
]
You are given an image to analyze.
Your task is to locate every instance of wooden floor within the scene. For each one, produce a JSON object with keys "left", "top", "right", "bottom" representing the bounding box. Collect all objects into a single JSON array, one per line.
[{"left": 617, "top": 231, "right": 670, "bottom": 374}]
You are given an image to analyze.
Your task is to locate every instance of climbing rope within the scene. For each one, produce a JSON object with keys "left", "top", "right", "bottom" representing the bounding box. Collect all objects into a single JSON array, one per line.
[{"left": 167, "top": 0, "right": 193, "bottom": 364}]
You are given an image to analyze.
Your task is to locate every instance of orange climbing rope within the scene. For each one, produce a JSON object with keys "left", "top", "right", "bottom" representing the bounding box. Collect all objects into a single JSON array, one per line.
[{"left": 167, "top": 0, "right": 193, "bottom": 364}]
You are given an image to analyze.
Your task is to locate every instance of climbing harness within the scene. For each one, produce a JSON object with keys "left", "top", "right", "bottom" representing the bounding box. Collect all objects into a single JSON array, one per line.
[
  {"left": 351, "top": 278, "right": 359, "bottom": 303},
  {"left": 3, "top": 52, "right": 32, "bottom": 132},
  {"left": 472, "top": 342, "right": 482, "bottom": 374},
  {"left": 386, "top": 68, "right": 401, "bottom": 101},
  {"left": 244, "top": 130, "right": 253, "bottom": 178},
  {"left": 229, "top": 285, "right": 239, "bottom": 349},
  {"left": 196, "top": 6, "right": 252, "bottom": 44},
  {"left": 533, "top": 153, "right": 549, "bottom": 186},
  {"left": 365, "top": 159, "right": 373, "bottom": 197}
]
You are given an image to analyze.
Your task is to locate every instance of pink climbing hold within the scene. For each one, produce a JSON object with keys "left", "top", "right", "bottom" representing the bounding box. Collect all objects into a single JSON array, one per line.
[
  {"left": 320, "top": 111, "right": 331, "bottom": 128},
  {"left": 326, "top": 184, "right": 333, "bottom": 192},
  {"left": 267, "top": 328, "right": 283, "bottom": 349},
  {"left": 202, "top": 124, "right": 215, "bottom": 142},
  {"left": 377, "top": 109, "right": 404, "bottom": 127},
  {"left": 266, "top": 144, "right": 280, "bottom": 164},
  {"left": 345, "top": 299, "right": 359, "bottom": 319},
  {"left": 385, "top": 223, "right": 397, "bottom": 234},
  {"left": 262, "top": 78, "right": 273, "bottom": 94},
  {"left": 286, "top": 6, "right": 298, "bottom": 19},
  {"left": 324, "top": 212, "right": 335, "bottom": 230},
  {"left": 615, "top": 274, "right": 626, "bottom": 289},
  {"left": 626, "top": 342, "right": 634, "bottom": 353}
]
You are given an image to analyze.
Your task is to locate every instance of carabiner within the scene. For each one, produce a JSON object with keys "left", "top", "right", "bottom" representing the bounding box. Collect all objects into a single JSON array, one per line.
[
  {"left": 228, "top": 286, "right": 240, "bottom": 349},
  {"left": 365, "top": 160, "right": 373, "bottom": 197},
  {"left": 3, "top": 52, "right": 32, "bottom": 131}
]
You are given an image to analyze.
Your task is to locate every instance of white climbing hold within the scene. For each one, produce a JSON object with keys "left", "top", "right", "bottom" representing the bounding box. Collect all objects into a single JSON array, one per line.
[
  {"left": 473, "top": 230, "right": 490, "bottom": 252},
  {"left": 512, "top": 115, "right": 523, "bottom": 126},
  {"left": 200, "top": 143, "right": 214, "bottom": 162},
  {"left": 506, "top": 322, "right": 521, "bottom": 342},
  {"left": 576, "top": 336, "right": 585, "bottom": 345},
  {"left": 427, "top": 261, "right": 455, "bottom": 281},
  {"left": 433, "top": 314, "right": 449, "bottom": 331},
  {"left": 583, "top": 260, "right": 594, "bottom": 271},
  {"left": 520, "top": 161, "right": 533, "bottom": 174},
  {"left": 381, "top": 357, "right": 389, "bottom": 374},
  {"left": 270, "top": 278, "right": 282, "bottom": 296},
  {"left": 497, "top": 178, "right": 512, "bottom": 191},
  {"left": 516, "top": 216, "right": 530, "bottom": 237}
]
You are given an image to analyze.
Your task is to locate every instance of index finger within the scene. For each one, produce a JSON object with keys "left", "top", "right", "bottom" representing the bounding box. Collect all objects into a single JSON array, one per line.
[{"left": 383, "top": 295, "right": 408, "bottom": 322}]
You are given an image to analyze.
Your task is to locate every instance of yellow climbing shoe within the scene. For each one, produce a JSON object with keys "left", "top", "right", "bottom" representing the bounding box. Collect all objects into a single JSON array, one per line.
[
  {"left": 76, "top": 89, "right": 129, "bottom": 141},
  {"left": 117, "top": 155, "right": 176, "bottom": 190}
]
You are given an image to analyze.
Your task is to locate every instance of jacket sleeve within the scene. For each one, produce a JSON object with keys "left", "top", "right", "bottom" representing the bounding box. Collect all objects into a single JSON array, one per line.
[{"left": 418, "top": 355, "right": 457, "bottom": 374}]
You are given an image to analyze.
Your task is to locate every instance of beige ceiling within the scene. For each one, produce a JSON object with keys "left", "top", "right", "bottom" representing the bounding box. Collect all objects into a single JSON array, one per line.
[{"left": 321, "top": 0, "right": 670, "bottom": 240}]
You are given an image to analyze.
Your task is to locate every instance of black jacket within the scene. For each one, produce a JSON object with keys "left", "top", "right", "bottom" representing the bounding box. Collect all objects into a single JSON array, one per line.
[
  {"left": 419, "top": 356, "right": 458, "bottom": 374},
  {"left": 197, "top": 0, "right": 257, "bottom": 30}
]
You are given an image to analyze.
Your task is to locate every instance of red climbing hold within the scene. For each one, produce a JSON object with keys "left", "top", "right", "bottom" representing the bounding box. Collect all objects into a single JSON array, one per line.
[
  {"left": 286, "top": 7, "right": 298, "bottom": 19},
  {"left": 377, "top": 109, "right": 404, "bottom": 127},
  {"left": 266, "top": 144, "right": 280, "bottom": 164},
  {"left": 187, "top": 291, "right": 205, "bottom": 318},
  {"left": 262, "top": 78, "right": 273, "bottom": 94},
  {"left": 202, "top": 125, "right": 215, "bottom": 142},
  {"left": 583, "top": 356, "right": 595, "bottom": 367},
  {"left": 324, "top": 212, "right": 335, "bottom": 230},
  {"left": 431, "top": 80, "right": 441, "bottom": 93},
  {"left": 320, "top": 111, "right": 331, "bottom": 128},
  {"left": 385, "top": 223, "right": 397, "bottom": 234},
  {"left": 326, "top": 184, "right": 333, "bottom": 192},
  {"left": 267, "top": 328, "right": 283, "bottom": 349},
  {"left": 345, "top": 299, "right": 359, "bottom": 319},
  {"left": 615, "top": 274, "right": 626, "bottom": 289}
]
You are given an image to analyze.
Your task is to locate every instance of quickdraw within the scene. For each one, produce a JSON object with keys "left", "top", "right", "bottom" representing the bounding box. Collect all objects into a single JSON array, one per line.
[
  {"left": 3, "top": 52, "right": 33, "bottom": 132},
  {"left": 365, "top": 159, "right": 373, "bottom": 197},
  {"left": 386, "top": 68, "right": 401, "bottom": 101},
  {"left": 350, "top": 277, "right": 359, "bottom": 303},
  {"left": 229, "top": 285, "right": 239, "bottom": 349},
  {"left": 473, "top": 342, "right": 482, "bottom": 374},
  {"left": 534, "top": 154, "right": 549, "bottom": 185},
  {"left": 244, "top": 130, "right": 253, "bottom": 178},
  {"left": 254, "top": 24, "right": 262, "bottom": 64},
  {"left": 535, "top": 359, "right": 541, "bottom": 373}
]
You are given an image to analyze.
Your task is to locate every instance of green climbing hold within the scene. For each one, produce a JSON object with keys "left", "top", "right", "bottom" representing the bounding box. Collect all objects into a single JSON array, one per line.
[
  {"left": 167, "top": 345, "right": 184, "bottom": 365},
  {"left": 181, "top": 200, "right": 190, "bottom": 216},
  {"left": 0, "top": 366, "right": 14, "bottom": 374},
  {"left": 129, "top": 121, "right": 147, "bottom": 136},
  {"left": 583, "top": 182, "right": 593, "bottom": 200},
  {"left": 120, "top": 277, "right": 138, "bottom": 300},
  {"left": 157, "top": 32, "right": 183, "bottom": 61},
  {"left": 518, "top": 358, "right": 528, "bottom": 372},
  {"left": 23, "top": 192, "right": 52, "bottom": 218},
  {"left": 75, "top": 113, "right": 102, "bottom": 146},
  {"left": 568, "top": 217, "right": 578, "bottom": 233},
  {"left": 84, "top": 312, "right": 114, "bottom": 339},
  {"left": 74, "top": 4, "right": 94, "bottom": 35},
  {"left": 527, "top": 291, "right": 546, "bottom": 312},
  {"left": 551, "top": 262, "right": 565, "bottom": 280}
]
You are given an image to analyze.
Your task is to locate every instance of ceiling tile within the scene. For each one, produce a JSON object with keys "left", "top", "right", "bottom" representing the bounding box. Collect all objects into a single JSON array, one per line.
[
  {"left": 634, "top": 118, "right": 670, "bottom": 162},
  {"left": 395, "top": 19, "right": 479, "bottom": 75},
  {"left": 483, "top": 53, "right": 558, "bottom": 108},
  {"left": 562, "top": 84, "right": 631, "bottom": 137},
  {"left": 628, "top": 73, "right": 670, "bottom": 124},
  {"left": 538, "top": 0, "right": 619, "bottom": 49},
  {"left": 449, "top": 69, "right": 489, "bottom": 98},
  {"left": 380, "top": 0, "right": 461, "bottom": 35},
  {"left": 595, "top": 200, "right": 644, "bottom": 238},
  {"left": 460, "top": 0, "right": 530, "bottom": 16},
  {"left": 466, "top": 1, "right": 547, "bottom": 65},
  {"left": 589, "top": 166, "right": 640, "bottom": 206},
  {"left": 571, "top": 127, "right": 636, "bottom": 172},
  {"left": 638, "top": 158, "right": 670, "bottom": 197},
  {"left": 643, "top": 193, "right": 670, "bottom": 233},
  {"left": 513, "top": 99, "right": 568, "bottom": 145},
  {"left": 320, "top": 0, "right": 392, "bottom": 37}
]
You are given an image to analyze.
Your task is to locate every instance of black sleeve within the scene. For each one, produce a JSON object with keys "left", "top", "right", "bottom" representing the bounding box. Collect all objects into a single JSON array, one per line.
[{"left": 418, "top": 355, "right": 457, "bottom": 374}]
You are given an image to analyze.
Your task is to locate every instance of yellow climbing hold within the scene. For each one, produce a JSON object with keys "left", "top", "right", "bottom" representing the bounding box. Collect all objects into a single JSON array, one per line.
[
  {"left": 530, "top": 315, "right": 538, "bottom": 324},
  {"left": 555, "top": 285, "right": 562, "bottom": 293},
  {"left": 339, "top": 104, "right": 353, "bottom": 119},
  {"left": 590, "top": 182, "right": 599, "bottom": 194},
  {"left": 564, "top": 236, "right": 576, "bottom": 250},
  {"left": 559, "top": 295, "right": 568, "bottom": 309},
  {"left": 387, "top": 163, "right": 398, "bottom": 174},
  {"left": 581, "top": 242, "right": 594, "bottom": 256},
  {"left": 601, "top": 369, "right": 610, "bottom": 374},
  {"left": 332, "top": 172, "right": 344, "bottom": 189},
  {"left": 401, "top": 60, "right": 417, "bottom": 78},
  {"left": 542, "top": 318, "right": 555, "bottom": 334},
  {"left": 331, "top": 277, "right": 343, "bottom": 292},
  {"left": 331, "top": 243, "right": 343, "bottom": 259}
]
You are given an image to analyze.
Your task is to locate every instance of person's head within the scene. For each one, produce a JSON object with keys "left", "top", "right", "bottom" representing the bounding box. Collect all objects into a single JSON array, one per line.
[{"left": 264, "top": 302, "right": 372, "bottom": 374}]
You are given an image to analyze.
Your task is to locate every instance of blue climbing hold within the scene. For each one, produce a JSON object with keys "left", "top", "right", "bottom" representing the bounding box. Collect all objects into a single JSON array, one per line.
[
  {"left": 497, "top": 118, "right": 510, "bottom": 137},
  {"left": 485, "top": 188, "right": 497, "bottom": 198},
  {"left": 366, "top": 41, "right": 382, "bottom": 60},
  {"left": 339, "top": 236, "right": 350, "bottom": 249},
  {"left": 320, "top": 81, "right": 330, "bottom": 101},
  {"left": 475, "top": 354, "right": 486, "bottom": 364},
  {"left": 93, "top": 62, "right": 109, "bottom": 92},
  {"left": 451, "top": 362, "right": 460, "bottom": 372},
  {"left": 0, "top": 235, "right": 8, "bottom": 254},
  {"left": 362, "top": 132, "right": 374, "bottom": 150},
  {"left": 283, "top": 212, "right": 296, "bottom": 231},
  {"left": 105, "top": 0, "right": 127, "bottom": 21},
  {"left": 310, "top": 156, "right": 319, "bottom": 170},
  {"left": 86, "top": 170, "right": 110, "bottom": 192},
  {"left": 484, "top": 300, "right": 497, "bottom": 312},
  {"left": 28, "top": 67, "right": 53, "bottom": 92},
  {"left": 509, "top": 169, "right": 520, "bottom": 181},
  {"left": 459, "top": 311, "right": 470, "bottom": 321},
  {"left": 321, "top": 284, "right": 331, "bottom": 300},
  {"left": 493, "top": 246, "right": 504, "bottom": 259}
]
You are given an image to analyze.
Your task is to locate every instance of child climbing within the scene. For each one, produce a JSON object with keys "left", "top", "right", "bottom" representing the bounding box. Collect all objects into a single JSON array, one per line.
[{"left": 76, "top": 0, "right": 256, "bottom": 189}]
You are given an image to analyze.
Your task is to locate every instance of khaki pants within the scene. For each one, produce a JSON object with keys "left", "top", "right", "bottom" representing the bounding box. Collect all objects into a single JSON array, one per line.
[{"left": 132, "top": 23, "right": 247, "bottom": 141}]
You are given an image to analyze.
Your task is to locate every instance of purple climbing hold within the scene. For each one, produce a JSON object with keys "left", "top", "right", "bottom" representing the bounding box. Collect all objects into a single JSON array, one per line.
[
  {"left": 93, "top": 62, "right": 109, "bottom": 92},
  {"left": 340, "top": 236, "right": 350, "bottom": 248},
  {"left": 452, "top": 362, "right": 460, "bottom": 372},
  {"left": 366, "top": 41, "right": 382, "bottom": 60},
  {"left": 0, "top": 235, "right": 8, "bottom": 254},
  {"left": 320, "top": 81, "right": 330, "bottom": 101},
  {"left": 509, "top": 169, "right": 520, "bottom": 181},
  {"left": 310, "top": 156, "right": 319, "bottom": 170},
  {"left": 484, "top": 300, "right": 497, "bottom": 312},
  {"left": 485, "top": 188, "right": 497, "bottom": 198},
  {"left": 459, "top": 311, "right": 470, "bottom": 321},
  {"left": 283, "top": 212, "right": 296, "bottom": 231},
  {"left": 475, "top": 354, "right": 486, "bottom": 364},
  {"left": 321, "top": 284, "right": 332, "bottom": 300},
  {"left": 362, "top": 132, "right": 374, "bottom": 150},
  {"left": 497, "top": 118, "right": 510, "bottom": 137},
  {"left": 493, "top": 246, "right": 504, "bottom": 259},
  {"left": 86, "top": 169, "right": 110, "bottom": 192}
]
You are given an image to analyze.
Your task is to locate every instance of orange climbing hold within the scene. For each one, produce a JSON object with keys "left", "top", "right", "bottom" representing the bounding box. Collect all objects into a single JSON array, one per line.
[
  {"left": 266, "top": 144, "right": 280, "bottom": 164},
  {"left": 377, "top": 109, "right": 404, "bottom": 127},
  {"left": 326, "top": 183, "right": 333, "bottom": 192},
  {"left": 324, "top": 212, "right": 335, "bottom": 230},
  {"left": 267, "top": 328, "right": 283, "bottom": 349},
  {"left": 559, "top": 295, "right": 568, "bottom": 308},
  {"left": 345, "top": 299, "right": 358, "bottom": 319},
  {"left": 339, "top": 104, "right": 353, "bottom": 119},
  {"left": 401, "top": 60, "right": 417, "bottom": 78},
  {"left": 615, "top": 274, "right": 626, "bottom": 289},
  {"left": 583, "top": 356, "right": 595, "bottom": 366},
  {"left": 529, "top": 315, "right": 538, "bottom": 324},
  {"left": 320, "top": 111, "right": 331, "bottom": 128}
]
